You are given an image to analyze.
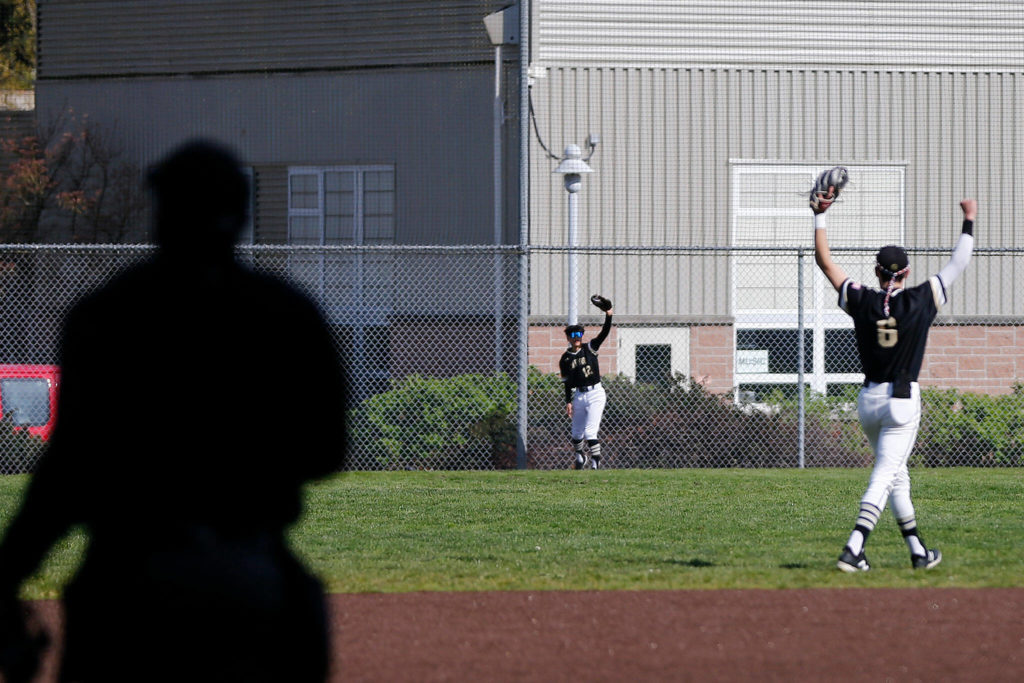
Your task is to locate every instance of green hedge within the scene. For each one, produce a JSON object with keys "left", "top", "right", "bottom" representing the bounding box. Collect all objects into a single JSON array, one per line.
[
  {"left": 526, "top": 371, "right": 866, "bottom": 468},
  {"left": 349, "top": 373, "right": 517, "bottom": 470},
  {"left": 348, "top": 370, "right": 1024, "bottom": 469},
  {"left": 917, "top": 385, "right": 1024, "bottom": 466}
]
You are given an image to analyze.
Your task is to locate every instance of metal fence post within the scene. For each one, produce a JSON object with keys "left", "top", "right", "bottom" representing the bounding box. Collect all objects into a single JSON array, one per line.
[
  {"left": 797, "top": 247, "right": 806, "bottom": 469},
  {"left": 516, "top": 1, "right": 530, "bottom": 470}
]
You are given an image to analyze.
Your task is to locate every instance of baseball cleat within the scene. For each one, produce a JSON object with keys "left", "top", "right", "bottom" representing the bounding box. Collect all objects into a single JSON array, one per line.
[
  {"left": 573, "top": 453, "right": 588, "bottom": 470},
  {"left": 837, "top": 547, "right": 871, "bottom": 572},
  {"left": 912, "top": 548, "right": 942, "bottom": 570}
]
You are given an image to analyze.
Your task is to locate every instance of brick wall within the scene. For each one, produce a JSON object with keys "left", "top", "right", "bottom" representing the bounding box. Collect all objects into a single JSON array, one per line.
[
  {"left": 529, "top": 323, "right": 732, "bottom": 393},
  {"left": 688, "top": 325, "right": 734, "bottom": 393},
  {"left": 528, "top": 323, "right": 740, "bottom": 392},
  {"left": 528, "top": 325, "right": 618, "bottom": 375},
  {"left": 921, "top": 325, "right": 1024, "bottom": 394},
  {"left": 523, "top": 323, "right": 1023, "bottom": 396}
]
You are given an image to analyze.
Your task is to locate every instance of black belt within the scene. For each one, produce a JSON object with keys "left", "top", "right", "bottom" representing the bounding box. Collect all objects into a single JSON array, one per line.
[
  {"left": 862, "top": 377, "right": 914, "bottom": 399},
  {"left": 577, "top": 383, "right": 600, "bottom": 392}
]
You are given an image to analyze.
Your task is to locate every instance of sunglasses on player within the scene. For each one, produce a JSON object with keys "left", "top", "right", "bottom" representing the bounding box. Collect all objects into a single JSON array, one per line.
[{"left": 568, "top": 331, "right": 584, "bottom": 339}]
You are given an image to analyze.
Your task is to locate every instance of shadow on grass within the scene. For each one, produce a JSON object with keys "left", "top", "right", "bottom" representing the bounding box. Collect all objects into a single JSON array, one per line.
[{"left": 665, "top": 558, "right": 715, "bottom": 568}]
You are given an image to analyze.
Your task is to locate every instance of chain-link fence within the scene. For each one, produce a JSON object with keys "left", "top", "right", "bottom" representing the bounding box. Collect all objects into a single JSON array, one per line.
[{"left": 1, "top": 244, "right": 1022, "bottom": 473}]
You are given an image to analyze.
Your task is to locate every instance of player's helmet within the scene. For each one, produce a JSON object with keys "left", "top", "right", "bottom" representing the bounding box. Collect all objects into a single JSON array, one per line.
[{"left": 564, "top": 324, "right": 585, "bottom": 339}]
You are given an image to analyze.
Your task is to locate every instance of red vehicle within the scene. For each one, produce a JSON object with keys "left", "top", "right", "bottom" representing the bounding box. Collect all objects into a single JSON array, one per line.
[{"left": 0, "top": 364, "right": 60, "bottom": 441}]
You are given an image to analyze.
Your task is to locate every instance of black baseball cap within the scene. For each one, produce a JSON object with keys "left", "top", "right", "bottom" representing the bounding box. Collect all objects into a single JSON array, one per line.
[{"left": 876, "top": 245, "right": 909, "bottom": 275}]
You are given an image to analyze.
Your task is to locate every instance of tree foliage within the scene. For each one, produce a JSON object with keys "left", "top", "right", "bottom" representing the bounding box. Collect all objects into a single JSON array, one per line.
[
  {"left": 0, "top": 107, "right": 148, "bottom": 243},
  {"left": 0, "top": 0, "right": 35, "bottom": 90}
]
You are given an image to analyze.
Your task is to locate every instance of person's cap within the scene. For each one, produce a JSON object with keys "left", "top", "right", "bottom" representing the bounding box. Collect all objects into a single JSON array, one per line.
[{"left": 876, "top": 245, "right": 909, "bottom": 274}]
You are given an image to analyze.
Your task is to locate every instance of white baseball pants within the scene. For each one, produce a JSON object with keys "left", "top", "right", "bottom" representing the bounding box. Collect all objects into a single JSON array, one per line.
[
  {"left": 571, "top": 383, "right": 606, "bottom": 441},
  {"left": 856, "top": 381, "right": 921, "bottom": 520}
]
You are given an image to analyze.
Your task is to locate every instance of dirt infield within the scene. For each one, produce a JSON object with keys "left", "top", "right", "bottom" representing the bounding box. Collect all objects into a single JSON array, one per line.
[
  {"left": 330, "top": 589, "right": 1024, "bottom": 682},
  {"left": 25, "top": 588, "right": 1024, "bottom": 681}
]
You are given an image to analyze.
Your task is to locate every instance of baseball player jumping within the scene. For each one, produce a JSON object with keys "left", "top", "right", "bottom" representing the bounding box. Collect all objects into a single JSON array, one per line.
[
  {"left": 561, "top": 295, "right": 614, "bottom": 469},
  {"left": 810, "top": 168, "right": 975, "bottom": 572}
]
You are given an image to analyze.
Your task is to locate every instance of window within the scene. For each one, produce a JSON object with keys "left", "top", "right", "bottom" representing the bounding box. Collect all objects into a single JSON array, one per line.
[
  {"left": 636, "top": 344, "right": 672, "bottom": 387},
  {"left": 616, "top": 327, "right": 690, "bottom": 386},
  {"left": 0, "top": 378, "right": 50, "bottom": 426},
  {"left": 288, "top": 166, "right": 396, "bottom": 399},
  {"left": 736, "top": 329, "right": 812, "bottom": 374},
  {"left": 731, "top": 163, "right": 904, "bottom": 398},
  {"left": 288, "top": 167, "right": 394, "bottom": 246}
]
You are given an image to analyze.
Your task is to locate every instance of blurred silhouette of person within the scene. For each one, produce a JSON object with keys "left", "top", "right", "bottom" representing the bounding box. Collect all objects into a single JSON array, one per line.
[{"left": 0, "top": 139, "right": 347, "bottom": 682}]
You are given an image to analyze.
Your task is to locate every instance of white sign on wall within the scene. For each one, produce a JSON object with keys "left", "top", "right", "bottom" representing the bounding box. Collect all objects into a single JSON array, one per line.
[{"left": 736, "top": 349, "right": 769, "bottom": 374}]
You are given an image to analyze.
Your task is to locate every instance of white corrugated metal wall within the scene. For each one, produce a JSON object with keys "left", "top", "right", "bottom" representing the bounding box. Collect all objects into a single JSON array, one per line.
[{"left": 528, "top": 1, "right": 1024, "bottom": 317}]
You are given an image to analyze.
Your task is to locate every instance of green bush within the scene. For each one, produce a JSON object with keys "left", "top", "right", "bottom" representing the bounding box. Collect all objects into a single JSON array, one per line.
[
  {"left": 761, "top": 385, "right": 872, "bottom": 467},
  {"left": 525, "top": 371, "right": 865, "bottom": 468},
  {"left": 750, "top": 384, "right": 1024, "bottom": 467},
  {"left": 347, "top": 370, "right": 1024, "bottom": 470},
  {"left": 349, "top": 373, "right": 517, "bottom": 470},
  {"left": 916, "top": 385, "right": 1024, "bottom": 466}
]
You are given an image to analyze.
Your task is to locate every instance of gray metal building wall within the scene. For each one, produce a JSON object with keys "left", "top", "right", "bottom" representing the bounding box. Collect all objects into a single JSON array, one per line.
[
  {"left": 38, "top": 0, "right": 506, "bottom": 76},
  {"left": 35, "top": 0, "right": 520, "bottom": 246},
  {"left": 528, "top": 1, "right": 1024, "bottom": 317}
]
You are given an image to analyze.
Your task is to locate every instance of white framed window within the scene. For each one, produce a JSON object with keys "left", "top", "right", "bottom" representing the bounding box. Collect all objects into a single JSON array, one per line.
[
  {"left": 730, "top": 163, "right": 905, "bottom": 398},
  {"left": 288, "top": 166, "right": 396, "bottom": 397},
  {"left": 288, "top": 166, "right": 395, "bottom": 245}
]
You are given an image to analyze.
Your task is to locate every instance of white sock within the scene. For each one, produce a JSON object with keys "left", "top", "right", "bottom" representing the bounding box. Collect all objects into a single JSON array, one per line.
[
  {"left": 906, "top": 535, "right": 926, "bottom": 556},
  {"left": 846, "top": 530, "right": 865, "bottom": 556}
]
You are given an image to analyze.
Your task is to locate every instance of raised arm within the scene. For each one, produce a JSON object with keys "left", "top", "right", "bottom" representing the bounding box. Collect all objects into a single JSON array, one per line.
[
  {"left": 811, "top": 186, "right": 848, "bottom": 292},
  {"left": 936, "top": 199, "right": 976, "bottom": 292},
  {"left": 589, "top": 310, "right": 614, "bottom": 350}
]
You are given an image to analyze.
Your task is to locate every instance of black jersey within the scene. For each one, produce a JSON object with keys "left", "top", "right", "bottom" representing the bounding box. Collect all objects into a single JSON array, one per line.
[
  {"left": 560, "top": 315, "right": 612, "bottom": 403},
  {"left": 840, "top": 276, "right": 944, "bottom": 390}
]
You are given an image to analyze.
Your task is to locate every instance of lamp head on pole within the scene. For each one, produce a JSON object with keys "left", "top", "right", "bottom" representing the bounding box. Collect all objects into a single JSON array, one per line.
[{"left": 554, "top": 144, "right": 593, "bottom": 193}]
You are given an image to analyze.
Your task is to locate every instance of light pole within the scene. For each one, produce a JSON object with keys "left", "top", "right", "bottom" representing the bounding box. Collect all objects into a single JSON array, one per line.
[
  {"left": 483, "top": 4, "right": 519, "bottom": 372},
  {"left": 554, "top": 144, "right": 593, "bottom": 325}
]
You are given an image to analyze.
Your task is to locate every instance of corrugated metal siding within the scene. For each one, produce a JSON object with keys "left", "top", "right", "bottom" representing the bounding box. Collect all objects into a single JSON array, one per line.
[
  {"left": 38, "top": 0, "right": 511, "bottom": 78},
  {"left": 537, "top": 1, "right": 1024, "bottom": 70},
  {"left": 37, "top": 66, "right": 500, "bottom": 246},
  {"left": 528, "top": 67, "right": 1024, "bottom": 316}
]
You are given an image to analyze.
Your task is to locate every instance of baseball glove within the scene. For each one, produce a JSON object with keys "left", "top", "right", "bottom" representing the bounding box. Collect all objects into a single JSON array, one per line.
[
  {"left": 590, "top": 294, "right": 612, "bottom": 312},
  {"left": 809, "top": 166, "right": 849, "bottom": 213}
]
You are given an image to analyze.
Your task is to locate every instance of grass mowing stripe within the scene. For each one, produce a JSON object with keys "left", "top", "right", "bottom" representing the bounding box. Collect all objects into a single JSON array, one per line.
[{"left": 0, "top": 469, "right": 1021, "bottom": 599}]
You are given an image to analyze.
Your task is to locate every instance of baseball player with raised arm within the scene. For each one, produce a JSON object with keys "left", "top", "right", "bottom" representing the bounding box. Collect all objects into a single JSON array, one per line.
[
  {"left": 810, "top": 168, "right": 975, "bottom": 572},
  {"left": 561, "top": 295, "right": 614, "bottom": 469}
]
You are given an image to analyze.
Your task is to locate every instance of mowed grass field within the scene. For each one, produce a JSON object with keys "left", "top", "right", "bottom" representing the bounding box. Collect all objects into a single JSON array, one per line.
[{"left": 1, "top": 468, "right": 1021, "bottom": 600}]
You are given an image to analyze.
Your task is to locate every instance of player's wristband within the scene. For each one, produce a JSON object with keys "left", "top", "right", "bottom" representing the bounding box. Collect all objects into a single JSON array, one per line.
[
  {"left": 962, "top": 219, "right": 974, "bottom": 236},
  {"left": 813, "top": 213, "right": 828, "bottom": 230}
]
